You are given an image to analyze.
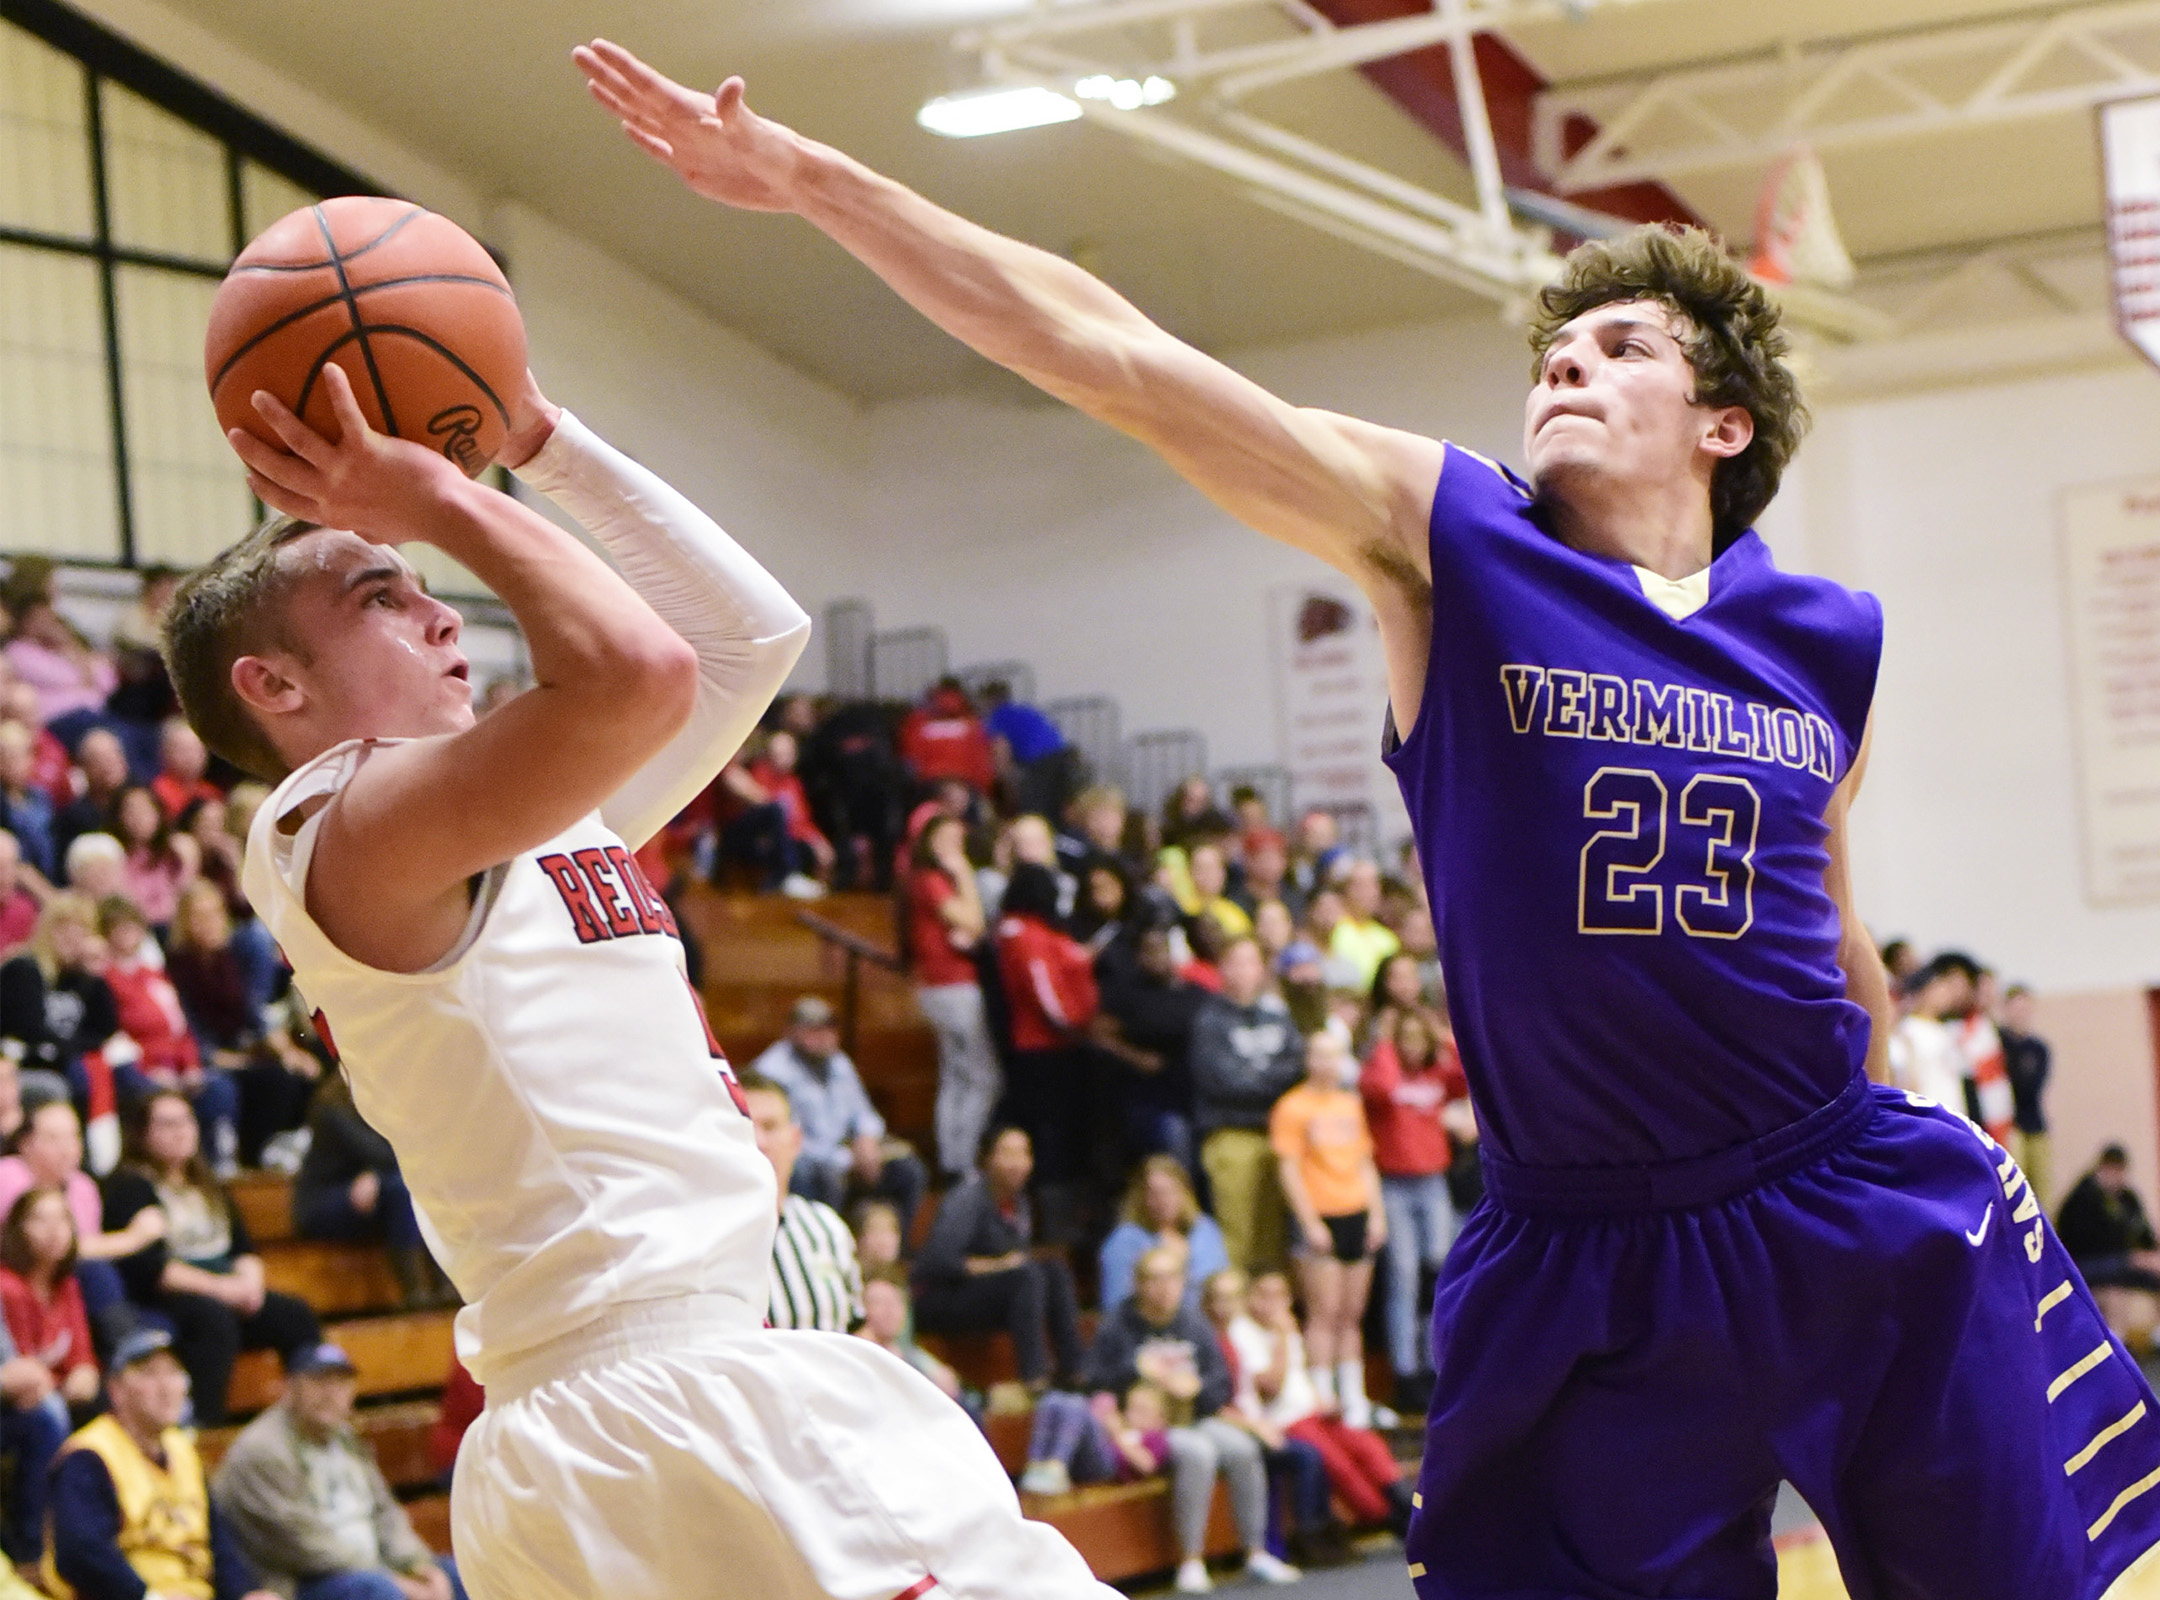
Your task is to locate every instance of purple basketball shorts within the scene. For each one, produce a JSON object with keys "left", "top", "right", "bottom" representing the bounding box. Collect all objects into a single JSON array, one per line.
[{"left": 1405, "top": 1076, "right": 2160, "bottom": 1599}]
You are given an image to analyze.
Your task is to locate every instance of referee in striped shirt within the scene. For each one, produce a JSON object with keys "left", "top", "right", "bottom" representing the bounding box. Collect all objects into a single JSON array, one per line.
[{"left": 742, "top": 1071, "right": 866, "bottom": 1331}]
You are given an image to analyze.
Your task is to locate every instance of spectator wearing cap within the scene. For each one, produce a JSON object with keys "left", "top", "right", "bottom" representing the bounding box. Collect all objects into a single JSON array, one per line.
[
  {"left": 980, "top": 681, "right": 1075, "bottom": 821},
  {"left": 47, "top": 1327, "right": 276, "bottom": 1600},
  {"left": 212, "top": 1342, "right": 465, "bottom": 1600},
  {"left": 750, "top": 998, "right": 927, "bottom": 1236},
  {"left": 740, "top": 1074, "right": 865, "bottom": 1333},
  {"left": 898, "top": 679, "right": 996, "bottom": 798}
]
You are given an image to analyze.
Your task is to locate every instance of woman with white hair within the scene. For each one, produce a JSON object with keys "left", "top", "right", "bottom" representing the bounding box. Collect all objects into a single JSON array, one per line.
[{"left": 61, "top": 832, "right": 125, "bottom": 906}]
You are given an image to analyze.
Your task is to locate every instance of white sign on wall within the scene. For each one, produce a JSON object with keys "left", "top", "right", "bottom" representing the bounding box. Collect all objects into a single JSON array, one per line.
[
  {"left": 2061, "top": 476, "right": 2160, "bottom": 905},
  {"left": 1267, "top": 579, "right": 1409, "bottom": 852},
  {"left": 2101, "top": 94, "right": 2160, "bottom": 372}
]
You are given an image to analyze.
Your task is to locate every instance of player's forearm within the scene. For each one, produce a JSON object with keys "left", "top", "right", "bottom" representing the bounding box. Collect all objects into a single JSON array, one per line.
[
  {"left": 423, "top": 473, "right": 697, "bottom": 727},
  {"left": 790, "top": 140, "right": 1160, "bottom": 424},
  {"left": 513, "top": 413, "right": 809, "bottom": 847}
]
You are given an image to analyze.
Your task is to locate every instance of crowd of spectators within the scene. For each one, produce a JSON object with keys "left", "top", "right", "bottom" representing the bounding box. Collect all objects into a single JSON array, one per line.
[{"left": 0, "top": 560, "right": 2111, "bottom": 1594}]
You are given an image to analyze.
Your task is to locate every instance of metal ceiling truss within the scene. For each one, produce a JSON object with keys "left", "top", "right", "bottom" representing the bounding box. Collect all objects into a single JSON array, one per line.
[
  {"left": 1537, "top": 0, "right": 2160, "bottom": 192},
  {"left": 958, "top": 0, "right": 1696, "bottom": 308},
  {"left": 954, "top": 0, "right": 2131, "bottom": 362}
]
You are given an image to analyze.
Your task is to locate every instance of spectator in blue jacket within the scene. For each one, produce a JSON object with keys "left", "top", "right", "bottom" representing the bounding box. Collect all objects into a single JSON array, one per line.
[
  {"left": 750, "top": 997, "right": 926, "bottom": 1234},
  {"left": 981, "top": 682, "right": 1076, "bottom": 821},
  {"left": 1099, "top": 1156, "right": 1229, "bottom": 1318}
]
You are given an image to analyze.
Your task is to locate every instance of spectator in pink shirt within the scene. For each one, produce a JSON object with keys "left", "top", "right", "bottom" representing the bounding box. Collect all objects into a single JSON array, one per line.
[
  {"left": 6, "top": 594, "right": 115, "bottom": 740},
  {"left": 109, "top": 785, "right": 197, "bottom": 932}
]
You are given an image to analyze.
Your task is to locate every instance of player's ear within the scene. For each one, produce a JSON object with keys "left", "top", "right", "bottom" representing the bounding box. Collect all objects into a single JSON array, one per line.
[
  {"left": 1701, "top": 404, "right": 1754, "bottom": 460},
  {"left": 231, "top": 653, "right": 304, "bottom": 720}
]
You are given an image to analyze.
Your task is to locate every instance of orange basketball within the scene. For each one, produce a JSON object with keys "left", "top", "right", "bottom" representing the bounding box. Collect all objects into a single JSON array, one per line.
[{"left": 205, "top": 196, "right": 527, "bottom": 477}]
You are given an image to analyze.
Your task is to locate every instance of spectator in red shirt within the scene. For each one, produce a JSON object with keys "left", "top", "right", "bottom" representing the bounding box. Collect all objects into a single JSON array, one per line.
[
  {"left": 747, "top": 730, "right": 835, "bottom": 885},
  {"left": 906, "top": 817, "right": 1000, "bottom": 1179},
  {"left": 1360, "top": 1008, "right": 1467, "bottom": 1412},
  {"left": 0, "top": 831, "right": 40, "bottom": 960},
  {"left": 994, "top": 863, "right": 1097, "bottom": 1239},
  {"left": 898, "top": 679, "right": 995, "bottom": 796},
  {"left": 96, "top": 897, "right": 238, "bottom": 1170},
  {"left": 0, "top": 1186, "right": 98, "bottom": 1404},
  {"left": 0, "top": 1184, "right": 98, "bottom": 1563},
  {"left": 148, "top": 720, "right": 220, "bottom": 823},
  {"left": 2, "top": 684, "right": 74, "bottom": 808}
]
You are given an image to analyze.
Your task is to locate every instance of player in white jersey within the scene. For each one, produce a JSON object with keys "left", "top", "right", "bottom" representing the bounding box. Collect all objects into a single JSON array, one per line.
[{"left": 162, "top": 362, "right": 1121, "bottom": 1600}]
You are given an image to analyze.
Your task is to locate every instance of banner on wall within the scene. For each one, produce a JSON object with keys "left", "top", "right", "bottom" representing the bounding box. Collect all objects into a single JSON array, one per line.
[
  {"left": 2061, "top": 476, "right": 2160, "bottom": 905},
  {"left": 1266, "top": 580, "right": 1409, "bottom": 853},
  {"left": 2101, "top": 93, "right": 2160, "bottom": 373}
]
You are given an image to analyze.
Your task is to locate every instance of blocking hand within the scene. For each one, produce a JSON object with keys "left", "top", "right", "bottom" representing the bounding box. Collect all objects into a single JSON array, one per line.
[{"left": 574, "top": 41, "right": 799, "bottom": 213}]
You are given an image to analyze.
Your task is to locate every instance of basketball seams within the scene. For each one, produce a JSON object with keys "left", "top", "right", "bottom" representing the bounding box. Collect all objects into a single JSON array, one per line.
[
  {"left": 227, "top": 204, "right": 425, "bottom": 274},
  {"left": 209, "top": 275, "right": 517, "bottom": 398},
  {"left": 294, "top": 325, "right": 512, "bottom": 436},
  {"left": 311, "top": 204, "right": 401, "bottom": 438}
]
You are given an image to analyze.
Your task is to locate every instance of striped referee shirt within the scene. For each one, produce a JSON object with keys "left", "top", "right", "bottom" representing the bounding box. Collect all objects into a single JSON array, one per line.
[{"left": 768, "top": 1194, "right": 864, "bottom": 1332}]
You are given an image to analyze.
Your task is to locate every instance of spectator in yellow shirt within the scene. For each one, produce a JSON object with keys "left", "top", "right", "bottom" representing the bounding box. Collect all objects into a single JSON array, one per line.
[{"left": 1326, "top": 860, "right": 1400, "bottom": 992}]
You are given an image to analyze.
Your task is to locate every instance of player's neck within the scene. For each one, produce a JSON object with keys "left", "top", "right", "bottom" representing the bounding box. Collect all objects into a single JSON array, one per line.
[{"left": 1547, "top": 477, "right": 1716, "bottom": 582}]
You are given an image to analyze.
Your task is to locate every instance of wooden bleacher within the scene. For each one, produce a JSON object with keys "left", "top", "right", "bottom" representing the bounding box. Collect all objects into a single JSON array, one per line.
[{"left": 677, "top": 888, "right": 938, "bottom": 1151}]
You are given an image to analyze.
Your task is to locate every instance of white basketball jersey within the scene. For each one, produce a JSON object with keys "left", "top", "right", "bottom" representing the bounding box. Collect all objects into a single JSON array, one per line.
[{"left": 244, "top": 737, "right": 776, "bottom": 1384}]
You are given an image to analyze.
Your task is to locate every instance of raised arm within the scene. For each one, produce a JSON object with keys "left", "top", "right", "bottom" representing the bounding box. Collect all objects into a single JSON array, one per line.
[
  {"left": 508, "top": 409, "right": 810, "bottom": 850},
  {"left": 574, "top": 43, "right": 1442, "bottom": 718},
  {"left": 230, "top": 368, "right": 702, "bottom": 972}
]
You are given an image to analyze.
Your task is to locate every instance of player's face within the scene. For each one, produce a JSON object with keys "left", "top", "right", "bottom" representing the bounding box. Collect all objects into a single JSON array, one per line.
[
  {"left": 267, "top": 529, "right": 473, "bottom": 750},
  {"left": 1524, "top": 300, "right": 1742, "bottom": 519}
]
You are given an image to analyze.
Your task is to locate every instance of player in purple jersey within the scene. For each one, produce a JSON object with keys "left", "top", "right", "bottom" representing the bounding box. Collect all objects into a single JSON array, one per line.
[{"left": 578, "top": 42, "right": 2160, "bottom": 1600}]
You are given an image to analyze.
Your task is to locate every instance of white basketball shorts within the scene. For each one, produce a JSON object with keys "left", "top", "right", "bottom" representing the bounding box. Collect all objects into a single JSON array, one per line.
[{"left": 450, "top": 1293, "right": 1120, "bottom": 1600}]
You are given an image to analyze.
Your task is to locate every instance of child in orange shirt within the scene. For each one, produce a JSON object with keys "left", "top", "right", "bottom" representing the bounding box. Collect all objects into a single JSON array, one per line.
[{"left": 1269, "top": 1030, "right": 1386, "bottom": 1427}]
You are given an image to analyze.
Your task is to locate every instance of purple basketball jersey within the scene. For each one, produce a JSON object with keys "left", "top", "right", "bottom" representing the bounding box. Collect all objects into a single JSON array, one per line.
[{"left": 1384, "top": 445, "right": 1883, "bottom": 1169}]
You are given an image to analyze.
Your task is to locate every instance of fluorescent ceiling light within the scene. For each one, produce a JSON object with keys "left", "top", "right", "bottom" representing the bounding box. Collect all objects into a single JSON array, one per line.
[
  {"left": 918, "top": 86, "right": 1082, "bottom": 138},
  {"left": 1075, "top": 75, "right": 1176, "bottom": 110}
]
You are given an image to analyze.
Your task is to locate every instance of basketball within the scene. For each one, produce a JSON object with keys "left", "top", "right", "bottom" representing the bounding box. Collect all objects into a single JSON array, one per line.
[{"left": 204, "top": 196, "right": 527, "bottom": 477}]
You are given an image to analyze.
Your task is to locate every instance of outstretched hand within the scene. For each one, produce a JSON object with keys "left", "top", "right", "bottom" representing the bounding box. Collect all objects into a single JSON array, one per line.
[
  {"left": 573, "top": 40, "right": 800, "bottom": 212},
  {"left": 228, "top": 363, "right": 464, "bottom": 539}
]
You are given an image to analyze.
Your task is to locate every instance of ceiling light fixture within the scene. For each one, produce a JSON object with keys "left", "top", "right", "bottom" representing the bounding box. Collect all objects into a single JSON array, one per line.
[
  {"left": 1075, "top": 74, "right": 1177, "bottom": 110},
  {"left": 917, "top": 85, "right": 1082, "bottom": 137}
]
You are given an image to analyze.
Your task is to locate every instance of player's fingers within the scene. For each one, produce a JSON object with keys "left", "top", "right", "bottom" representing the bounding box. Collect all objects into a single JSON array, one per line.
[
  {"left": 573, "top": 48, "right": 641, "bottom": 112},
  {"left": 248, "top": 390, "right": 334, "bottom": 467},
  {"left": 229, "top": 432, "right": 323, "bottom": 501},
  {"left": 621, "top": 124, "right": 677, "bottom": 163},
  {"left": 320, "top": 362, "right": 373, "bottom": 447},
  {"left": 244, "top": 470, "right": 323, "bottom": 524},
  {"left": 714, "top": 77, "right": 746, "bottom": 118},
  {"left": 586, "top": 40, "right": 708, "bottom": 119}
]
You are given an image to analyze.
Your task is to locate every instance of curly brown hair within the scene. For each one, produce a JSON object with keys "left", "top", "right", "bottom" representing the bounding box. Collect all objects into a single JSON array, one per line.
[{"left": 1527, "top": 225, "right": 1807, "bottom": 549}]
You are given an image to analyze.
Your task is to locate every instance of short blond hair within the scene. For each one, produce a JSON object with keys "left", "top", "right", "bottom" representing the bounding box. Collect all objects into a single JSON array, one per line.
[{"left": 159, "top": 514, "right": 319, "bottom": 782}]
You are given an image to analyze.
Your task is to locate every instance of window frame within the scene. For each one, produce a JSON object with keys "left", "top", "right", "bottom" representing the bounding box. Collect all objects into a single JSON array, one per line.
[{"left": 0, "top": 0, "right": 376, "bottom": 568}]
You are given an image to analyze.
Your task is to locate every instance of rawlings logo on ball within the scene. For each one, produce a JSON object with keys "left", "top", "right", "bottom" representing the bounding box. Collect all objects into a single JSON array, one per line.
[{"left": 428, "top": 404, "right": 486, "bottom": 473}]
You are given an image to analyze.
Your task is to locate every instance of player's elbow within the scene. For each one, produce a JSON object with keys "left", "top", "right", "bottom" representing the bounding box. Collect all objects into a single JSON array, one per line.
[{"left": 619, "top": 634, "right": 701, "bottom": 738}]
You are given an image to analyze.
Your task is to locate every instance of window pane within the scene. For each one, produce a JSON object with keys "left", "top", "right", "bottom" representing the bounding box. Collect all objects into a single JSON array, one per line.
[
  {"left": 117, "top": 265, "right": 251, "bottom": 565},
  {"left": 0, "top": 21, "right": 93, "bottom": 239},
  {"left": 0, "top": 244, "right": 117, "bottom": 560},
  {"left": 102, "top": 82, "right": 229, "bottom": 262},
  {"left": 240, "top": 160, "right": 316, "bottom": 242}
]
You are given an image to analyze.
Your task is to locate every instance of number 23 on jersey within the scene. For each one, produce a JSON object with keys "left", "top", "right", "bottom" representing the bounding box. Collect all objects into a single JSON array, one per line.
[{"left": 1579, "top": 766, "right": 1760, "bottom": 940}]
